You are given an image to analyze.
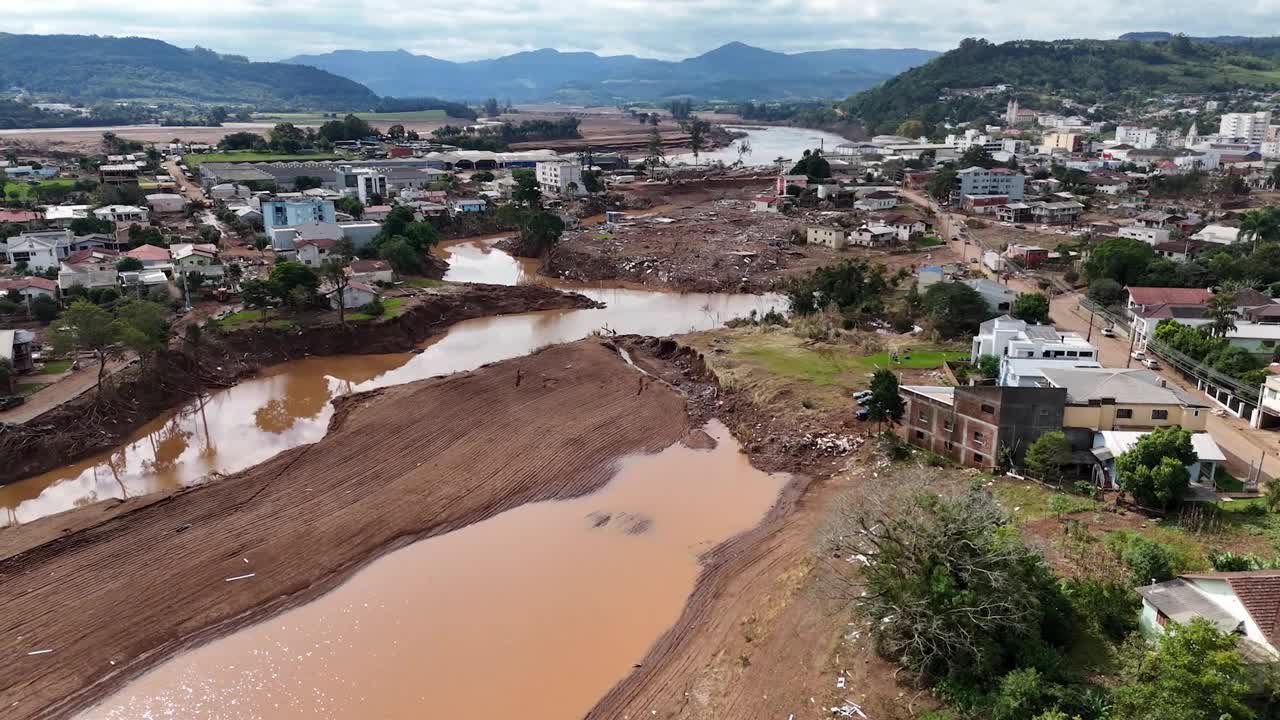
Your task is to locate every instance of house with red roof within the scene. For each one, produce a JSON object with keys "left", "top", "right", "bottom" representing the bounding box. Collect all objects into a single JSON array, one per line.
[
  {"left": 295, "top": 238, "right": 339, "bottom": 268},
  {"left": 58, "top": 248, "right": 119, "bottom": 291},
  {"left": 1139, "top": 570, "right": 1280, "bottom": 662},
  {"left": 0, "top": 209, "right": 41, "bottom": 225},
  {"left": 0, "top": 276, "right": 58, "bottom": 300}
]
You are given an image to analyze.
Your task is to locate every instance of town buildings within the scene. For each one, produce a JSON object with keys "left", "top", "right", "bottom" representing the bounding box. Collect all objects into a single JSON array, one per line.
[
  {"left": 535, "top": 161, "right": 583, "bottom": 196},
  {"left": 956, "top": 167, "right": 1026, "bottom": 201},
  {"left": 1219, "top": 111, "right": 1273, "bottom": 143},
  {"left": 1138, "top": 571, "right": 1280, "bottom": 661}
]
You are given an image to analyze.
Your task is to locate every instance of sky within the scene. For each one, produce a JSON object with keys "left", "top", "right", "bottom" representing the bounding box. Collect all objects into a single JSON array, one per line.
[{"left": 8, "top": 0, "right": 1280, "bottom": 62}]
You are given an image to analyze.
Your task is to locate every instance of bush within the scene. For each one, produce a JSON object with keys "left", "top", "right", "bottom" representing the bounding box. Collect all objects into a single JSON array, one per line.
[
  {"left": 0, "top": 299, "right": 18, "bottom": 315},
  {"left": 1116, "top": 534, "right": 1178, "bottom": 586},
  {"left": 359, "top": 298, "right": 385, "bottom": 317},
  {"left": 1062, "top": 576, "right": 1140, "bottom": 642},
  {"left": 30, "top": 294, "right": 59, "bottom": 323}
]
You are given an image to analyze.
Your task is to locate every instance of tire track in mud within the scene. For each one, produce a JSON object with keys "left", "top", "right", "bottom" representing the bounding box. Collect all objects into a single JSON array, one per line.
[{"left": 0, "top": 341, "right": 687, "bottom": 720}]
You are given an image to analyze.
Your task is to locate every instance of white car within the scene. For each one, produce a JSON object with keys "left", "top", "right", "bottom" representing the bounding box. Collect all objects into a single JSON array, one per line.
[
  {"left": 1131, "top": 351, "right": 1146, "bottom": 361},
  {"left": 1101, "top": 326, "right": 1116, "bottom": 338},
  {"left": 1143, "top": 358, "right": 1160, "bottom": 370}
]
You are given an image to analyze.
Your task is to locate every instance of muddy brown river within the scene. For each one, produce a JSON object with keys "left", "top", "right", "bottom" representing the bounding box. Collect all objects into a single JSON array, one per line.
[
  {"left": 0, "top": 238, "right": 783, "bottom": 525},
  {"left": 7, "top": 237, "right": 791, "bottom": 719}
]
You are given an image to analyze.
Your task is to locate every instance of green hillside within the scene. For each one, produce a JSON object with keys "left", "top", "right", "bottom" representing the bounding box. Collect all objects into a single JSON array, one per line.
[
  {"left": 843, "top": 37, "right": 1280, "bottom": 135},
  {"left": 0, "top": 33, "right": 380, "bottom": 110}
]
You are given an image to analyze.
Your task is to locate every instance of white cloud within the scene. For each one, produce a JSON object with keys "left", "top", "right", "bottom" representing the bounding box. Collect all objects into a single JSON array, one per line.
[{"left": 5, "top": 0, "right": 1280, "bottom": 61}]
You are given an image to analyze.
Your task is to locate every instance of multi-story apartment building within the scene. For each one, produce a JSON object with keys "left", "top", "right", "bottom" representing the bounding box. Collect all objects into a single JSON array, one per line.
[
  {"left": 956, "top": 167, "right": 1025, "bottom": 201},
  {"left": 1219, "top": 112, "right": 1272, "bottom": 143},
  {"left": 534, "top": 161, "right": 583, "bottom": 196}
]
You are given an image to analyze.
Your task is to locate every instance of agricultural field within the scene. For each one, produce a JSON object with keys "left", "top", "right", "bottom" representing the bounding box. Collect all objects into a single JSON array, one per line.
[{"left": 182, "top": 151, "right": 341, "bottom": 168}]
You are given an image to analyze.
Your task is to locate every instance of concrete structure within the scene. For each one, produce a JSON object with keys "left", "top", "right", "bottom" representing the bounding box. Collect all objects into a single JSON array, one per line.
[
  {"left": 1219, "top": 112, "right": 1273, "bottom": 143},
  {"left": 145, "top": 193, "right": 186, "bottom": 215},
  {"left": 334, "top": 166, "right": 390, "bottom": 204},
  {"left": 1029, "top": 201, "right": 1084, "bottom": 225},
  {"left": 210, "top": 183, "right": 251, "bottom": 201},
  {"left": 263, "top": 197, "right": 337, "bottom": 250},
  {"left": 1040, "top": 367, "right": 1209, "bottom": 432},
  {"left": 1114, "top": 126, "right": 1162, "bottom": 150},
  {"left": 807, "top": 226, "right": 848, "bottom": 250},
  {"left": 98, "top": 164, "right": 139, "bottom": 186},
  {"left": 956, "top": 167, "right": 1024, "bottom": 201},
  {"left": 92, "top": 205, "right": 149, "bottom": 224},
  {"left": 1119, "top": 225, "right": 1171, "bottom": 245},
  {"left": 1138, "top": 571, "right": 1280, "bottom": 662},
  {"left": 972, "top": 315, "right": 1100, "bottom": 385},
  {"left": 0, "top": 329, "right": 35, "bottom": 373},
  {"left": 1041, "top": 132, "right": 1085, "bottom": 153},
  {"left": 42, "top": 205, "right": 91, "bottom": 227},
  {"left": 1006, "top": 243, "right": 1048, "bottom": 268},
  {"left": 962, "top": 278, "right": 1017, "bottom": 314},
  {"left": 328, "top": 281, "right": 379, "bottom": 310},
  {"left": 535, "top": 161, "right": 583, "bottom": 196},
  {"left": 899, "top": 385, "right": 1067, "bottom": 468},
  {"left": 58, "top": 249, "right": 119, "bottom": 291},
  {"left": 751, "top": 196, "right": 782, "bottom": 213},
  {"left": 1257, "top": 375, "right": 1280, "bottom": 429},
  {"left": 853, "top": 190, "right": 898, "bottom": 212},
  {"left": 449, "top": 199, "right": 486, "bottom": 214},
  {"left": 124, "top": 244, "right": 172, "bottom": 270},
  {"left": 848, "top": 224, "right": 897, "bottom": 248}
]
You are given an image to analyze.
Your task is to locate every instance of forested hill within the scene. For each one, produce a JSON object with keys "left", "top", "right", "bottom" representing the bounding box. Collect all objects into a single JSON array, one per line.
[
  {"left": 0, "top": 34, "right": 380, "bottom": 110},
  {"left": 842, "top": 37, "right": 1280, "bottom": 135}
]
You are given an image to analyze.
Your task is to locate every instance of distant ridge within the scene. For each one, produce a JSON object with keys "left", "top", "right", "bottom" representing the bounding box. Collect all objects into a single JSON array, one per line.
[{"left": 282, "top": 43, "right": 939, "bottom": 102}]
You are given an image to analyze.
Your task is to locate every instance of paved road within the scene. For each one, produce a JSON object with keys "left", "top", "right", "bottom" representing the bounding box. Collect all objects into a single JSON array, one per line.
[
  {"left": 0, "top": 359, "right": 134, "bottom": 425},
  {"left": 1048, "top": 292, "right": 1280, "bottom": 482}
]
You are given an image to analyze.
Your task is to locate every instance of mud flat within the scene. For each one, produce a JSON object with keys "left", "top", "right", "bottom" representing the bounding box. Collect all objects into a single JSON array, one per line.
[{"left": 0, "top": 340, "right": 695, "bottom": 719}]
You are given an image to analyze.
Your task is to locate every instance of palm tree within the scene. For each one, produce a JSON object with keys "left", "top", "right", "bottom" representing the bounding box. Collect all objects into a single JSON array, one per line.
[
  {"left": 1239, "top": 207, "right": 1280, "bottom": 252},
  {"left": 1206, "top": 291, "right": 1239, "bottom": 338}
]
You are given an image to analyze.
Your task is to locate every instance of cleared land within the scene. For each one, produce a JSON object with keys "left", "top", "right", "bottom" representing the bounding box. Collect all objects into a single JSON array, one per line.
[
  {"left": 181, "top": 150, "right": 340, "bottom": 167},
  {"left": 0, "top": 341, "right": 689, "bottom": 719},
  {"left": 253, "top": 109, "right": 449, "bottom": 123}
]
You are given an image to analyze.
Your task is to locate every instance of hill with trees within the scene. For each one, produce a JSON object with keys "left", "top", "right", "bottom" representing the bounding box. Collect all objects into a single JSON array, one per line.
[
  {"left": 284, "top": 42, "right": 938, "bottom": 103},
  {"left": 843, "top": 36, "right": 1280, "bottom": 135},
  {"left": 0, "top": 33, "right": 380, "bottom": 110}
]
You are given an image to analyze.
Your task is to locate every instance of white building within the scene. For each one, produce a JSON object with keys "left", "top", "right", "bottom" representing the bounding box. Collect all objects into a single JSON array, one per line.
[
  {"left": 295, "top": 238, "right": 338, "bottom": 267},
  {"left": 93, "top": 205, "right": 149, "bottom": 224},
  {"left": 1192, "top": 224, "right": 1241, "bottom": 245},
  {"left": 210, "top": 183, "right": 251, "bottom": 201},
  {"left": 854, "top": 190, "right": 899, "bottom": 212},
  {"left": 328, "top": 281, "right": 379, "bottom": 310},
  {"left": 1219, "top": 112, "right": 1272, "bottom": 144},
  {"left": 535, "top": 161, "right": 584, "bottom": 196},
  {"left": 1119, "top": 225, "right": 1171, "bottom": 246},
  {"left": 956, "top": 167, "right": 1025, "bottom": 201},
  {"left": 848, "top": 224, "right": 897, "bottom": 247},
  {"left": 1114, "top": 126, "right": 1162, "bottom": 150},
  {"left": 348, "top": 259, "right": 395, "bottom": 285},
  {"left": 971, "top": 315, "right": 1100, "bottom": 385}
]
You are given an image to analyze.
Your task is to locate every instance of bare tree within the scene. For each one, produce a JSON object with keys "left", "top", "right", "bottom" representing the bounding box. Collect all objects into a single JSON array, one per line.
[{"left": 321, "top": 259, "right": 352, "bottom": 325}]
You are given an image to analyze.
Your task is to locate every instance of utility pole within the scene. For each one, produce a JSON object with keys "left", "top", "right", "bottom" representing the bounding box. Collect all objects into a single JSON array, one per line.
[
  {"left": 1126, "top": 323, "right": 1137, "bottom": 368},
  {"left": 1086, "top": 304, "right": 1096, "bottom": 342}
]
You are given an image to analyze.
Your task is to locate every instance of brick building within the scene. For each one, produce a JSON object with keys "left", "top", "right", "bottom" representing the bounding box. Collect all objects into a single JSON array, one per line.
[{"left": 899, "top": 385, "right": 1068, "bottom": 468}]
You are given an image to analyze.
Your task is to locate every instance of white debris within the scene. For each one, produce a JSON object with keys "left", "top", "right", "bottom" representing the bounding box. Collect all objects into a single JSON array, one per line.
[{"left": 224, "top": 573, "right": 256, "bottom": 582}]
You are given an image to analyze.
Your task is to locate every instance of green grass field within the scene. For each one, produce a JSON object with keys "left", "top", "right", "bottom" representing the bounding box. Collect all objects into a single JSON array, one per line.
[
  {"left": 183, "top": 151, "right": 340, "bottom": 168},
  {"left": 347, "top": 298, "right": 405, "bottom": 322},
  {"left": 218, "top": 309, "right": 298, "bottom": 330},
  {"left": 731, "top": 335, "right": 965, "bottom": 387},
  {"left": 2, "top": 179, "right": 75, "bottom": 201},
  {"left": 35, "top": 359, "right": 73, "bottom": 375},
  {"left": 16, "top": 382, "right": 51, "bottom": 397}
]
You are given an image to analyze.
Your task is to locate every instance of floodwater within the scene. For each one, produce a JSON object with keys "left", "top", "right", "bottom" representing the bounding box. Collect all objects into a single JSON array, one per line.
[
  {"left": 670, "top": 125, "right": 850, "bottom": 167},
  {"left": 80, "top": 421, "right": 788, "bottom": 720},
  {"left": 0, "top": 238, "right": 783, "bottom": 525}
]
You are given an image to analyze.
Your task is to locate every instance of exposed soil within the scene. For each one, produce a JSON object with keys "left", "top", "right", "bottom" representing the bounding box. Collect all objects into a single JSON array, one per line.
[
  {"left": 0, "top": 341, "right": 691, "bottom": 720},
  {"left": 541, "top": 193, "right": 961, "bottom": 293},
  {"left": 0, "top": 283, "right": 598, "bottom": 485}
]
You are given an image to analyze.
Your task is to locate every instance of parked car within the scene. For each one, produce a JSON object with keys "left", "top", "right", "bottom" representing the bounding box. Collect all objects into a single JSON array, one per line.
[
  {"left": 1131, "top": 351, "right": 1146, "bottom": 361},
  {"left": 0, "top": 396, "right": 25, "bottom": 411},
  {"left": 853, "top": 390, "right": 874, "bottom": 403},
  {"left": 1143, "top": 358, "right": 1160, "bottom": 370},
  {"left": 1102, "top": 326, "right": 1116, "bottom": 338},
  {"left": 855, "top": 409, "right": 869, "bottom": 421}
]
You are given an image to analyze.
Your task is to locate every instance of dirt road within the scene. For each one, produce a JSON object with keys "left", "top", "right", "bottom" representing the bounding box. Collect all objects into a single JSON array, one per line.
[
  {"left": 0, "top": 341, "right": 689, "bottom": 720},
  {"left": 0, "top": 359, "right": 133, "bottom": 425},
  {"left": 163, "top": 159, "right": 205, "bottom": 205}
]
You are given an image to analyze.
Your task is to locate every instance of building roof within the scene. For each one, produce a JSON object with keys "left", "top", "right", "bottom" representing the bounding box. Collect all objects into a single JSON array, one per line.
[
  {"left": 1193, "top": 224, "right": 1241, "bottom": 244},
  {"left": 1233, "top": 288, "right": 1273, "bottom": 308},
  {"left": 1137, "top": 578, "right": 1243, "bottom": 633},
  {"left": 295, "top": 238, "right": 338, "bottom": 250},
  {"left": 901, "top": 385, "right": 955, "bottom": 406},
  {"left": 1126, "top": 286, "right": 1213, "bottom": 306},
  {"left": 293, "top": 222, "right": 344, "bottom": 242},
  {"left": 1093, "top": 430, "right": 1226, "bottom": 464},
  {"left": 363, "top": 205, "right": 393, "bottom": 213},
  {"left": 0, "top": 276, "right": 57, "bottom": 292},
  {"left": 1135, "top": 210, "right": 1183, "bottom": 223},
  {"left": 1166, "top": 571, "right": 1280, "bottom": 649},
  {"left": 1135, "top": 303, "right": 1209, "bottom": 320},
  {"left": 171, "top": 243, "right": 218, "bottom": 261},
  {"left": 63, "top": 248, "right": 118, "bottom": 265},
  {"left": 0, "top": 210, "right": 40, "bottom": 223},
  {"left": 125, "top": 244, "right": 171, "bottom": 262},
  {"left": 1039, "top": 367, "right": 1208, "bottom": 407},
  {"left": 962, "top": 277, "right": 1016, "bottom": 298},
  {"left": 1151, "top": 239, "right": 1208, "bottom": 254}
]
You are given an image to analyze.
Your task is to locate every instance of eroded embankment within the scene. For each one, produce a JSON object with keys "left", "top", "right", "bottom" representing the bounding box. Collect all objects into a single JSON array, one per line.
[
  {"left": 0, "top": 283, "right": 598, "bottom": 485},
  {"left": 0, "top": 340, "right": 687, "bottom": 720}
]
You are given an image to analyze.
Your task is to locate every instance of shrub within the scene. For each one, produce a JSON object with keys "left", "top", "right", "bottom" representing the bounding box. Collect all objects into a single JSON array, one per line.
[{"left": 359, "top": 298, "right": 385, "bottom": 317}]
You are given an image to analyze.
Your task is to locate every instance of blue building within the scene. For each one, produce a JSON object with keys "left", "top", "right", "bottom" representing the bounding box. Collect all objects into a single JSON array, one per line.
[{"left": 262, "top": 198, "right": 337, "bottom": 250}]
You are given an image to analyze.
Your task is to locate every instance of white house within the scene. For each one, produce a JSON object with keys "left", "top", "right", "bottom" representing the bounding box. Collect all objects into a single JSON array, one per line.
[
  {"left": 171, "top": 243, "right": 223, "bottom": 278},
  {"left": 145, "top": 193, "right": 186, "bottom": 215},
  {"left": 210, "top": 183, "right": 251, "bottom": 201},
  {"left": 848, "top": 224, "right": 897, "bottom": 247},
  {"left": 853, "top": 190, "right": 898, "bottom": 212},
  {"left": 295, "top": 238, "right": 339, "bottom": 267},
  {"left": 751, "top": 196, "right": 782, "bottom": 213},
  {"left": 328, "top": 281, "right": 379, "bottom": 310},
  {"left": 972, "top": 315, "right": 1101, "bottom": 386},
  {"left": 42, "top": 205, "right": 92, "bottom": 227},
  {"left": 1119, "top": 225, "right": 1171, "bottom": 246},
  {"left": 4, "top": 232, "right": 64, "bottom": 270},
  {"left": 93, "top": 205, "right": 150, "bottom": 224},
  {"left": 1137, "top": 571, "right": 1280, "bottom": 662},
  {"left": 449, "top": 198, "right": 486, "bottom": 214},
  {"left": 535, "top": 161, "right": 584, "bottom": 196}
]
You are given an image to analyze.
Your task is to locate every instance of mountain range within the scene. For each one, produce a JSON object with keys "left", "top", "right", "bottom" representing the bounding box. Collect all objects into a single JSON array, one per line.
[
  {"left": 282, "top": 42, "right": 938, "bottom": 103},
  {"left": 0, "top": 33, "right": 379, "bottom": 110}
]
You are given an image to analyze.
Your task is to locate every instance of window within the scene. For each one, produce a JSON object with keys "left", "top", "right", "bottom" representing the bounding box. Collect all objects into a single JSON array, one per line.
[
  {"left": 972, "top": 452, "right": 985, "bottom": 464},
  {"left": 943, "top": 419, "right": 954, "bottom": 431},
  {"left": 980, "top": 403, "right": 995, "bottom": 414},
  {"left": 944, "top": 441, "right": 955, "bottom": 452},
  {"left": 915, "top": 430, "right": 925, "bottom": 440},
  {"left": 918, "top": 410, "right": 929, "bottom": 423},
  {"left": 1116, "top": 409, "right": 1133, "bottom": 419},
  {"left": 1151, "top": 409, "right": 1169, "bottom": 420},
  {"left": 973, "top": 431, "right": 985, "bottom": 445}
]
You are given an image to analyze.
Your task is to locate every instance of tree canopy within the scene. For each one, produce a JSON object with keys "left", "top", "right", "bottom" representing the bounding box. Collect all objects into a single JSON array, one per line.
[
  {"left": 922, "top": 282, "right": 993, "bottom": 338},
  {"left": 1114, "top": 426, "right": 1196, "bottom": 509}
]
